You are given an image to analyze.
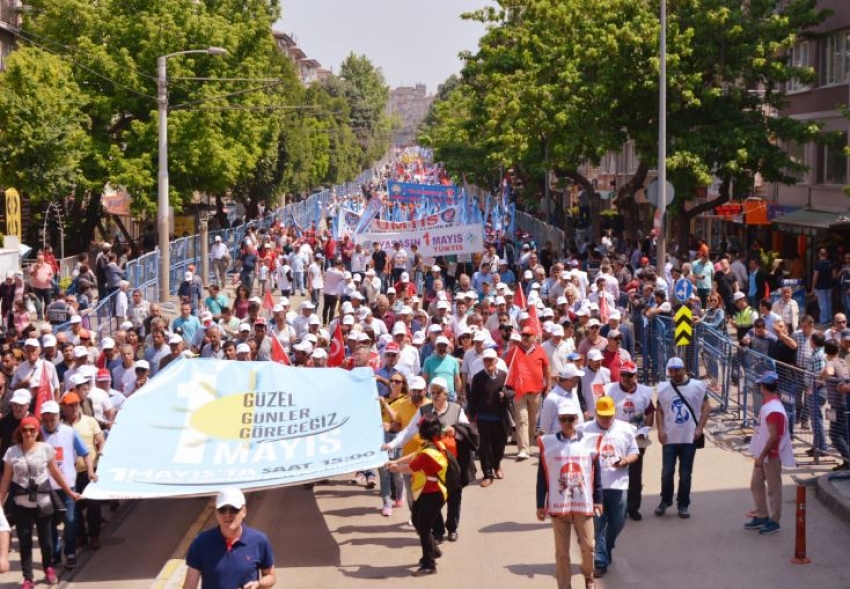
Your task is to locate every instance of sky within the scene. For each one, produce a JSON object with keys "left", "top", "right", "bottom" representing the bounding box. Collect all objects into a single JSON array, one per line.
[{"left": 276, "top": 0, "right": 490, "bottom": 93}]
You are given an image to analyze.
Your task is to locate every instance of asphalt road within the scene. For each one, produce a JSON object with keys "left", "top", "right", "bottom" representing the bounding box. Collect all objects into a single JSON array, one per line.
[{"left": 1, "top": 426, "right": 844, "bottom": 589}]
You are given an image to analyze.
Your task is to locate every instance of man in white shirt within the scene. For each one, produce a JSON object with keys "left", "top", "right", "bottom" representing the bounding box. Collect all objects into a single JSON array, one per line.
[
  {"left": 539, "top": 364, "right": 585, "bottom": 435},
  {"left": 604, "top": 361, "right": 654, "bottom": 520},
  {"left": 542, "top": 324, "right": 571, "bottom": 386},
  {"left": 210, "top": 235, "right": 230, "bottom": 287},
  {"left": 578, "top": 396, "right": 639, "bottom": 578},
  {"left": 655, "top": 356, "right": 709, "bottom": 519}
]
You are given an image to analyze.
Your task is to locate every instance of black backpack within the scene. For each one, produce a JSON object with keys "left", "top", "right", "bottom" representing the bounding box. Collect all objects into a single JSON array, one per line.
[{"left": 425, "top": 440, "right": 461, "bottom": 494}]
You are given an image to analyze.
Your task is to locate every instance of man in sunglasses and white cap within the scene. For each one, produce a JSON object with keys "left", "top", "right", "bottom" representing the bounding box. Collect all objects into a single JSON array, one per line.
[{"left": 184, "top": 487, "right": 276, "bottom": 589}]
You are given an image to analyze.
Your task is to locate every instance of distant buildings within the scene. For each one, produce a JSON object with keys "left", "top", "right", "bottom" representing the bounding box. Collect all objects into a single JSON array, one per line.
[
  {"left": 272, "top": 31, "right": 331, "bottom": 85},
  {"left": 387, "top": 84, "right": 434, "bottom": 147},
  {"left": 0, "top": 0, "right": 20, "bottom": 71}
]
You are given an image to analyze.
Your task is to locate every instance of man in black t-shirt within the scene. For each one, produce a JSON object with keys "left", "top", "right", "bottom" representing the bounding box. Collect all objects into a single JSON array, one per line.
[{"left": 371, "top": 242, "right": 388, "bottom": 286}]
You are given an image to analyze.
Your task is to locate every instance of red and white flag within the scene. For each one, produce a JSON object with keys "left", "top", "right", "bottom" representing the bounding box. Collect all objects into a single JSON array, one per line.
[
  {"left": 328, "top": 323, "right": 345, "bottom": 367},
  {"left": 262, "top": 291, "right": 275, "bottom": 316},
  {"left": 514, "top": 281, "right": 527, "bottom": 312},
  {"left": 527, "top": 305, "right": 543, "bottom": 338},
  {"left": 33, "top": 362, "right": 52, "bottom": 419},
  {"left": 270, "top": 336, "right": 291, "bottom": 366}
]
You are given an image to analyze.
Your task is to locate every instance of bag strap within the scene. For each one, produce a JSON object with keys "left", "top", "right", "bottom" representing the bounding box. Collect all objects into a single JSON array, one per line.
[{"left": 670, "top": 380, "right": 698, "bottom": 424}]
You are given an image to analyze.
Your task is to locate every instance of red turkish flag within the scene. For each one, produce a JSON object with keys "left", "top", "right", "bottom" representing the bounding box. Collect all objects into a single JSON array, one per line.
[
  {"left": 328, "top": 323, "right": 345, "bottom": 367},
  {"left": 270, "top": 335, "right": 291, "bottom": 366},
  {"left": 262, "top": 291, "right": 275, "bottom": 316},
  {"left": 527, "top": 305, "right": 542, "bottom": 338},
  {"left": 505, "top": 348, "right": 534, "bottom": 393},
  {"left": 514, "top": 282, "right": 526, "bottom": 311},
  {"left": 33, "top": 362, "right": 52, "bottom": 419},
  {"left": 599, "top": 293, "right": 610, "bottom": 324}
]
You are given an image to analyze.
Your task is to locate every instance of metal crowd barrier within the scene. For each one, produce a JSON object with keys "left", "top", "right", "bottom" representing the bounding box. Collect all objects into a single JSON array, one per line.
[
  {"left": 50, "top": 168, "right": 374, "bottom": 339},
  {"left": 634, "top": 315, "right": 848, "bottom": 468}
]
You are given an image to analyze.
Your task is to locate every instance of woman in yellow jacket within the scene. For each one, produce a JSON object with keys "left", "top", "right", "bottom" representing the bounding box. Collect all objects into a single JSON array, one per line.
[{"left": 388, "top": 412, "right": 448, "bottom": 577}]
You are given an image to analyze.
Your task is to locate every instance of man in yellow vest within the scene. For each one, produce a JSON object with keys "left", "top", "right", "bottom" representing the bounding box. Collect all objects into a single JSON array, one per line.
[{"left": 536, "top": 399, "right": 603, "bottom": 589}]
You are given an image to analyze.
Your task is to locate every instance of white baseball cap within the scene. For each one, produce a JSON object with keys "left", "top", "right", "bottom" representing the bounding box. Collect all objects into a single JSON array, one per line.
[
  {"left": 11, "top": 389, "right": 32, "bottom": 406},
  {"left": 236, "top": 343, "right": 251, "bottom": 354},
  {"left": 435, "top": 335, "right": 451, "bottom": 346},
  {"left": 558, "top": 364, "right": 585, "bottom": 379},
  {"left": 587, "top": 349, "right": 604, "bottom": 362},
  {"left": 215, "top": 487, "right": 246, "bottom": 509},
  {"left": 41, "top": 400, "right": 61, "bottom": 414}
]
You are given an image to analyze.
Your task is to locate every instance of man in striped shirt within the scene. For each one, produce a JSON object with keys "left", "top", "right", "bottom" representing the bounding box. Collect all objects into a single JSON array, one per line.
[{"left": 789, "top": 316, "right": 815, "bottom": 431}]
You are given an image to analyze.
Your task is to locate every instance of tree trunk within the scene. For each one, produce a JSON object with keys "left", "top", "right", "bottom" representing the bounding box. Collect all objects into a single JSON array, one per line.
[
  {"left": 615, "top": 161, "right": 650, "bottom": 242},
  {"left": 678, "top": 178, "right": 731, "bottom": 258}
]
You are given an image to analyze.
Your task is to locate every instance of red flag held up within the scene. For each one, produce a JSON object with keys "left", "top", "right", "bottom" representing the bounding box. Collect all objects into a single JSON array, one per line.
[
  {"left": 270, "top": 335, "right": 291, "bottom": 366},
  {"left": 33, "top": 363, "right": 52, "bottom": 419},
  {"left": 328, "top": 322, "right": 345, "bottom": 367}
]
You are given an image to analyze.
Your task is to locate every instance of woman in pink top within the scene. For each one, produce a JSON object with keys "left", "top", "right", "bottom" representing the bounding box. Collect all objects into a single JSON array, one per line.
[{"left": 28, "top": 252, "right": 55, "bottom": 321}]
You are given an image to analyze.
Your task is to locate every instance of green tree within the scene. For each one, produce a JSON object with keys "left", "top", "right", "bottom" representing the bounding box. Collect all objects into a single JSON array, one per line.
[
  {"left": 4, "top": 0, "right": 305, "bottom": 249},
  {"left": 424, "top": 0, "right": 826, "bottom": 243},
  {"left": 0, "top": 47, "right": 90, "bottom": 203}
]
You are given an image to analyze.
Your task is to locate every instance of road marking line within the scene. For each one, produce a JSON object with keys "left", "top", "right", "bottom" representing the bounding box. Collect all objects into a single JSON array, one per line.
[{"left": 150, "top": 499, "right": 216, "bottom": 589}]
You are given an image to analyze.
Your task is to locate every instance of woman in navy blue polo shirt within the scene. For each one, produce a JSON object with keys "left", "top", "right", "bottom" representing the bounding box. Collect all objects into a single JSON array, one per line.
[{"left": 183, "top": 488, "right": 276, "bottom": 589}]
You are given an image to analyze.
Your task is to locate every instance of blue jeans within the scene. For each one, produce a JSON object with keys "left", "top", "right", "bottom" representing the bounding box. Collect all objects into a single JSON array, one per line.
[
  {"left": 815, "top": 289, "right": 831, "bottom": 323},
  {"left": 52, "top": 489, "right": 78, "bottom": 561},
  {"left": 379, "top": 432, "right": 403, "bottom": 503},
  {"left": 292, "top": 271, "right": 305, "bottom": 294},
  {"left": 661, "top": 443, "right": 697, "bottom": 508},
  {"left": 594, "top": 488, "right": 627, "bottom": 568}
]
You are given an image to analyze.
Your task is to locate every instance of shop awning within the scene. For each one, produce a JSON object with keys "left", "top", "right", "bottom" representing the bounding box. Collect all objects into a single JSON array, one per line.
[{"left": 772, "top": 209, "right": 845, "bottom": 236}]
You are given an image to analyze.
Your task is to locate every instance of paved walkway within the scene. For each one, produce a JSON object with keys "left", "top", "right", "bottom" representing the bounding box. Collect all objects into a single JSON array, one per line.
[{"left": 0, "top": 420, "right": 843, "bottom": 589}]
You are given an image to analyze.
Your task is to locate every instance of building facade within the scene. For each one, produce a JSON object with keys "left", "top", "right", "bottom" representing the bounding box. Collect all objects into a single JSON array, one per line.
[{"left": 387, "top": 84, "right": 434, "bottom": 147}]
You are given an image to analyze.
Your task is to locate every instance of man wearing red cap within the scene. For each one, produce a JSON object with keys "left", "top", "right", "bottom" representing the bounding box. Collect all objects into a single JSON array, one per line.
[{"left": 505, "top": 325, "right": 550, "bottom": 460}]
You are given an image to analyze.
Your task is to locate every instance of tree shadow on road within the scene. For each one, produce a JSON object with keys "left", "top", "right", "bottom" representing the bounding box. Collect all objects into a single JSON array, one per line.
[
  {"left": 340, "top": 536, "right": 419, "bottom": 549},
  {"left": 323, "top": 506, "right": 381, "bottom": 518},
  {"left": 335, "top": 522, "right": 411, "bottom": 535},
  {"left": 339, "top": 564, "right": 417, "bottom": 579},
  {"left": 504, "top": 562, "right": 558, "bottom": 581},
  {"left": 479, "top": 521, "right": 550, "bottom": 533}
]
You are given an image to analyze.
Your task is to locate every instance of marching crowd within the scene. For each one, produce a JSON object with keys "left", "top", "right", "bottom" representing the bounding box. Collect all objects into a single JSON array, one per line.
[{"left": 0, "top": 178, "right": 848, "bottom": 588}]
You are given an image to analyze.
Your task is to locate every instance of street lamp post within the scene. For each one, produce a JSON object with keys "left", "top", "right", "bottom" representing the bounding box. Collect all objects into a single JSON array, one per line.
[
  {"left": 657, "top": 0, "right": 667, "bottom": 268},
  {"left": 157, "top": 47, "right": 227, "bottom": 302}
]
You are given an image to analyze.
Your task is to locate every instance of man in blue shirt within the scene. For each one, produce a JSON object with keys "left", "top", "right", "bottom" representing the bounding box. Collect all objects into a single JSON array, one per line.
[
  {"left": 172, "top": 303, "right": 201, "bottom": 347},
  {"left": 184, "top": 488, "right": 276, "bottom": 589}
]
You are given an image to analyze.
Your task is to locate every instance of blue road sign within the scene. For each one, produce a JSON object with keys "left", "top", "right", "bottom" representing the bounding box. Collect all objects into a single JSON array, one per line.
[{"left": 674, "top": 278, "right": 693, "bottom": 303}]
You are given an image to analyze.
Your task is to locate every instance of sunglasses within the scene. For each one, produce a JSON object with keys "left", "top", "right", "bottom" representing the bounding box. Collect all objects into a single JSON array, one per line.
[
  {"left": 558, "top": 415, "right": 578, "bottom": 423},
  {"left": 390, "top": 379, "right": 404, "bottom": 384},
  {"left": 622, "top": 373, "right": 636, "bottom": 379},
  {"left": 21, "top": 428, "right": 38, "bottom": 434},
  {"left": 521, "top": 334, "right": 533, "bottom": 338},
  {"left": 217, "top": 506, "right": 241, "bottom": 515}
]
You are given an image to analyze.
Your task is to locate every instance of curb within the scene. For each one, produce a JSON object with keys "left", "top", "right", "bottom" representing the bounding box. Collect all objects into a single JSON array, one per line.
[{"left": 814, "top": 472, "right": 850, "bottom": 522}]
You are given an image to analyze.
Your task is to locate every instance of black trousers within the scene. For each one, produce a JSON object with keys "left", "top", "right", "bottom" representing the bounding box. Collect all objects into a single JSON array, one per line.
[
  {"left": 412, "top": 492, "right": 445, "bottom": 568},
  {"left": 14, "top": 504, "right": 53, "bottom": 581},
  {"left": 432, "top": 488, "right": 461, "bottom": 538},
  {"left": 627, "top": 447, "right": 647, "bottom": 513},
  {"left": 478, "top": 420, "right": 507, "bottom": 478},
  {"left": 322, "top": 293, "right": 338, "bottom": 324}
]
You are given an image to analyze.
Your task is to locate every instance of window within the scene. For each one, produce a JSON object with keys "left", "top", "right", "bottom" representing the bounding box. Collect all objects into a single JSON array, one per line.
[
  {"left": 784, "top": 141, "right": 808, "bottom": 182},
  {"left": 822, "top": 30, "right": 850, "bottom": 86},
  {"left": 815, "top": 132, "right": 848, "bottom": 185},
  {"left": 786, "top": 42, "right": 811, "bottom": 93}
]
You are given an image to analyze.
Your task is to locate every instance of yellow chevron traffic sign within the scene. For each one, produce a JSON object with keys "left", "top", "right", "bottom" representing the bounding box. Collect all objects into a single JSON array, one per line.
[{"left": 674, "top": 305, "right": 693, "bottom": 346}]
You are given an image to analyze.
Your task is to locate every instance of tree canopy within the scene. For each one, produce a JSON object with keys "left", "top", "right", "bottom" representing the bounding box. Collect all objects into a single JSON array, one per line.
[
  {"left": 419, "top": 0, "right": 827, "bottom": 242},
  {"left": 0, "top": 0, "right": 387, "bottom": 249}
]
